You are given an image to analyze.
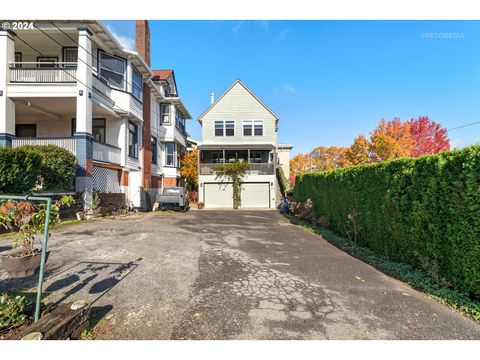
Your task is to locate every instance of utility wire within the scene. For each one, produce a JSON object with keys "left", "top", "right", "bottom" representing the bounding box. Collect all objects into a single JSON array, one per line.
[{"left": 447, "top": 121, "right": 480, "bottom": 132}]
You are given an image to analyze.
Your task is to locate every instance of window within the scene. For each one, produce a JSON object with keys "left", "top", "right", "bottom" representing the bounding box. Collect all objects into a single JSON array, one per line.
[
  {"left": 250, "top": 151, "right": 263, "bottom": 164},
  {"left": 62, "top": 47, "right": 77, "bottom": 67},
  {"left": 92, "top": 119, "right": 106, "bottom": 143},
  {"left": 37, "top": 57, "right": 58, "bottom": 68},
  {"left": 151, "top": 137, "right": 158, "bottom": 165},
  {"left": 132, "top": 66, "right": 143, "bottom": 101},
  {"left": 14, "top": 52, "right": 22, "bottom": 68},
  {"left": 214, "top": 121, "right": 224, "bottom": 136},
  {"left": 175, "top": 108, "right": 186, "bottom": 133},
  {"left": 254, "top": 121, "right": 264, "bottom": 136},
  {"left": 243, "top": 121, "right": 252, "bottom": 136},
  {"left": 128, "top": 122, "right": 138, "bottom": 158},
  {"left": 211, "top": 152, "right": 224, "bottom": 164},
  {"left": 15, "top": 124, "right": 36, "bottom": 137},
  {"left": 225, "top": 121, "right": 235, "bottom": 136},
  {"left": 160, "top": 104, "right": 170, "bottom": 125},
  {"left": 166, "top": 142, "right": 176, "bottom": 167},
  {"left": 98, "top": 51, "right": 126, "bottom": 90}
]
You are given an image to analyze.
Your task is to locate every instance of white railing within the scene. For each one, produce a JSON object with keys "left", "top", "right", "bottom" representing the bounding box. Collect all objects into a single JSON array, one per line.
[
  {"left": 9, "top": 62, "right": 77, "bottom": 83},
  {"left": 12, "top": 137, "right": 76, "bottom": 154},
  {"left": 199, "top": 163, "right": 275, "bottom": 175},
  {"left": 93, "top": 141, "right": 122, "bottom": 165}
]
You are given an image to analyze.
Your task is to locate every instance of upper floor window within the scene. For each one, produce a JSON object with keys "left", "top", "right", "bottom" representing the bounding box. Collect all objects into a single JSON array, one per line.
[
  {"left": 214, "top": 120, "right": 235, "bottom": 136},
  {"left": 175, "top": 108, "right": 186, "bottom": 133},
  {"left": 92, "top": 119, "right": 106, "bottom": 143},
  {"left": 151, "top": 136, "right": 158, "bottom": 165},
  {"left": 98, "top": 51, "right": 126, "bottom": 90},
  {"left": 132, "top": 66, "right": 143, "bottom": 101},
  {"left": 160, "top": 104, "right": 170, "bottom": 125},
  {"left": 128, "top": 122, "right": 138, "bottom": 159},
  {"left": 254, "top": 121, "right": 264, "bottom": 136},
  {"left": 214, "top": 121, "right": 224, "bottom": 136},
  {"left": 243, "top": 121, "right": 252, "bottom": 136},
  {"left": 63, "top": 47, "right": 78, "bottom": 67}
]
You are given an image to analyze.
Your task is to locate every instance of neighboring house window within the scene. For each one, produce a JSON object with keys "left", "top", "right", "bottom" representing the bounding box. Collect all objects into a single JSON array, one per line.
[
  {"left": 128, "top": 122, "right": 138, "bottom": 158},
  {"left": 92, "top": 119, "right": 106, "bottom": 143},
  {"left": 225, "top": 121, "right": 235, "bottom": 136},
  {"left": 254, "top": 121, "right": 264, "bottom": 136},
  {"left": 175, "top": 107, "right": 186, "bottom": 133},
  {"left": 151, "top": 137, "right": 158, "bottom": 165},
  {"left": 15, "top": 124, "right": 36, "bottom": 137},
  {"left": 132, "top": 66, "right": 143, "bottom": 101},
  {"left": 214, "top": 121, "right": 224, "bottom": 136},
  {"left": 166, "top": 142, "right": 176, "bottom": 167},
  {"left": 14, "top": 52, "right": 22, "bottom": 68},
  {"left": 161, "top": 104, "right": 170, "bottom": 125},
  {"left": 62, "top": 47, "right": 78, "bottom": 67},
  {"left": 98, "top": 51, "right": 126, "bottom": 90},
  {"left": 37, "top": 57, "right": 58, "bottom": 68},
  {"left": 243, "top": 121, "right": 252, "bottom": 136}
]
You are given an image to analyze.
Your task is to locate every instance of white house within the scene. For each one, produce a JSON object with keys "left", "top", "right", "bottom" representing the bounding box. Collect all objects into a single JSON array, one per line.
[
  {"left": 0, "top": 20, "right": 191, "bottom": 210},
  {"left": 197, "top": 80, "right": 281, "bottom": 209}
]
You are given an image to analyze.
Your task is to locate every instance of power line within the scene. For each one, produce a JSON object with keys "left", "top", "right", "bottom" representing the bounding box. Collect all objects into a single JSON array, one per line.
[{"left": 447, "top": 121, "right": 480, "bottom": 132}]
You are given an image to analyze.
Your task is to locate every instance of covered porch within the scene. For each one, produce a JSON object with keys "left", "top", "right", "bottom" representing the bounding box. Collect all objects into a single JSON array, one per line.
[{"left": 198, "top": 144, "right": 276, "bottom": 175}]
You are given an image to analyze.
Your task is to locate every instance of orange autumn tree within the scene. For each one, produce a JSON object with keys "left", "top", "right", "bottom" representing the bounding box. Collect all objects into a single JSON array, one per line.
[
  {"left": 310, "top": 146, "right": 351, "bottom": 170},
  {"left": 289, "top": 153, "right": 315, "bottom": 187},
  {"left": 369, "top": 118, "right": 413, "bottom": 162},
  {"left": 346, "top": 135, "right": 372, "bottom": 165},
  {"left": 180, "top": 149, "right": 198, "bottom": 191}
]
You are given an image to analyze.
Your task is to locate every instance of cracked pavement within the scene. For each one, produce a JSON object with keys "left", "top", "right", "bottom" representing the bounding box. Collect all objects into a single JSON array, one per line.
[{"left": 1, "top": 210, "right": 480, "bottom": 339}]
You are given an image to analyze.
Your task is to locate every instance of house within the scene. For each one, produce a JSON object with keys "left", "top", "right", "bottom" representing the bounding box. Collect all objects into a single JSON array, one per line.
[
  {"left": 277, "top": 143, "right": 294, "bottom": 183},
  {"left": 197, "top": 80, "right": 281, "bottom": 209},
  {"left": 0, "top": 20, "right": 191, "bottom": 210}
]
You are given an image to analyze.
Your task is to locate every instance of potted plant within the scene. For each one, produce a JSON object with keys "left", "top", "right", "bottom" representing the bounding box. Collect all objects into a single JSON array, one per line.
[
  {"left": 0, "top": 196, "right": 74, "bottom": 278},
  {"left": 197, "top": 202, "right": 204, "bottom": 210}
]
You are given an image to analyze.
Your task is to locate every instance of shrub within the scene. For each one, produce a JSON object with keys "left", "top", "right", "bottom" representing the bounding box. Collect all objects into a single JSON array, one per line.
[
  {"left": 293, "top": 145, "right": 480, "bottom": 297},
  {"left": 0, "top": 293, "right": 31, "bottom": 330},
  {"left": 0, "top": 147, "right": 42, "bottom": 194},
  {"left": 18, "top": 145, "right": 76, "bottom": 191}
]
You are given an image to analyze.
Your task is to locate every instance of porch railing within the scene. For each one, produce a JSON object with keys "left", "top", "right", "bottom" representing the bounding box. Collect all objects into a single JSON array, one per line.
[
  {"left": 11, "top": 137, "right": 77, "bottom": 154},
  {"left": 199, "top": 162, "right": 275, "bottom": 175},
  {"left": 93, "top": 141, "right": 122, "bottom": 165},
  {"left": 9, "top": 62, "right": 77, "bottom": 83}
]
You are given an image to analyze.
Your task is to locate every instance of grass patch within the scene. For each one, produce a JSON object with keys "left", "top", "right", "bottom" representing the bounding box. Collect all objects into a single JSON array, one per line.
[{"left": 285, "top": 213, "right": 480, "bottom": 322}]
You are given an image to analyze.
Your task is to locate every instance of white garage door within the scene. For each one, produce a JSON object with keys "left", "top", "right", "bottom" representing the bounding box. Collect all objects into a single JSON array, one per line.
[
  {"left": 204, "top": 183, "right": 233, "bottom": 208},
  {"left": 241, "top": 183, "right": 270, "bottom": 208}
]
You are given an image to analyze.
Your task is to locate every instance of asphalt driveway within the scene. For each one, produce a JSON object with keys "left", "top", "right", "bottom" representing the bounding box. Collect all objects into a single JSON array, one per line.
[{"left": 1, "top": 210, "right": 479, "bottom": 339}]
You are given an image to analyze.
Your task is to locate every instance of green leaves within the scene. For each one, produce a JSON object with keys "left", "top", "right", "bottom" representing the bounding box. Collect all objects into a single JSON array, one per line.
[
  {"left": 0, "top": 293, "right": 31, "bottom": 330},
  {"left": 293, "top": 145, "right": 480, "bottom": 298},
  {"left": 215, "top": 161, "right": 249, "bottom": 209}
]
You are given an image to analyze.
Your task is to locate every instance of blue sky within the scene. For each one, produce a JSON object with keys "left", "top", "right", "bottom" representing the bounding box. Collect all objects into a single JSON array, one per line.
[{"left": 103, "top": 20, "right": 480, "bottom": 155}]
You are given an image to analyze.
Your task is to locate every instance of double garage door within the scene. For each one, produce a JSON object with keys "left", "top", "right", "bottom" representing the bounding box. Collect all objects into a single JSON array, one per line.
[{"left": 203, "top": 182, "right": 271, "bottom": 208}]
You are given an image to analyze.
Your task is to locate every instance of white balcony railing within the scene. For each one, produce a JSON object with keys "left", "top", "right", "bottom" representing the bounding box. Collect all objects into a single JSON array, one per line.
[
  {"left": 93, "top": 141, "right": 122, "bottom": 165},
  {"left": 9, "top": 62, "right": 77, "bottom": 83},
  {"left": 199, "top": 163, "right": 275, "bottom": 175},
  {"left": 11, "top": 137, "right": 76, "bottom": 154}
]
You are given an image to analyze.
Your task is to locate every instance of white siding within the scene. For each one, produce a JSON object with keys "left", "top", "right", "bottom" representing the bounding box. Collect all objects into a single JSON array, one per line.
[{"left": 201, "top": 81, "right": 277, "bottom": 146}]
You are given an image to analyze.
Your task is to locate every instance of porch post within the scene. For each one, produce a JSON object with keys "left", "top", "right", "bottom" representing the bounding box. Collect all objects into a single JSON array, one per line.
[
  {"left": 0, "top": 30, "right": 15, "bottom": 148},
  {"left": 75, "top": 27, "right": 94, "bottom": 210}
]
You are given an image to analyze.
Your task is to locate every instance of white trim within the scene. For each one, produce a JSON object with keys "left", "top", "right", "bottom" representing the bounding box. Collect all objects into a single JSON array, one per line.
[
  {"left": 242, "top": 120, "right": 264, "bottom": 137},
  {"left": 213, "top": 119, "right": 236, "bottom": 137}
]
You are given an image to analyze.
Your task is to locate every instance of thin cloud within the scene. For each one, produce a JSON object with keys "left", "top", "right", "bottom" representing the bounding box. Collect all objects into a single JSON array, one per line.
[
  {"left": 106, "top": 25, "right": 135, "bottom": 51},
  {"left": 255, "top": 20, "right": 270, "bottom": 35},
  {"left": 232, "top": 21, "right": 244, "bottom": 35},
  {"left": 277, "top": 28, "right": 290, "bottom": 41},
  {"left": 282, "top": 83, "right": 296, "bottom": 94}
]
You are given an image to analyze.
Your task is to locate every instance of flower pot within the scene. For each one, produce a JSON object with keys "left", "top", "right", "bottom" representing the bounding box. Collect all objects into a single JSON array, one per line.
[
  {"left": 197, "top": 203, "right": 204, "bottom": 210},
  {"left": 0, "top": 249, "right": 50, "bottom": 278}
]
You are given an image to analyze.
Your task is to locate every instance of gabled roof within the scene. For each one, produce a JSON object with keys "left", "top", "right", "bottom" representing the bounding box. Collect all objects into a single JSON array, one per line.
[{"left": 198, "top": 79, "right": 279, "bottom": 123}]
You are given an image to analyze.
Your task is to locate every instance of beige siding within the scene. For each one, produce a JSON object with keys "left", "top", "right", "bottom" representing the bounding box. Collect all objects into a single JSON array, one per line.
[{"left": 201, "top": 82, "right": 277, "bottom": 146}]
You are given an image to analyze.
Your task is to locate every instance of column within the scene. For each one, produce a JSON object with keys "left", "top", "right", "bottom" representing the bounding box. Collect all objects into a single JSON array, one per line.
[
  {"left": 74, "top": 27, "right": 93, "bottom": 210},
  {"left": 0, "top": 30, "right": 15, "bottom": 147}
]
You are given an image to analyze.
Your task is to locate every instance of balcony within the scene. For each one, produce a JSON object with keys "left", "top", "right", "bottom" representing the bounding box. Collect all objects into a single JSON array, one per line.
[
  {"left": 199, "top": 163, "right": 275, "bottom": 175},
  {"left": 12, "top": 137, "right": 76, "bottom": 154},
  {"left": 10, "top": 62, "right": 77, "bottom": 83},
  {"left": 93, "top": 141, "right": 122, "bottom": 165}
]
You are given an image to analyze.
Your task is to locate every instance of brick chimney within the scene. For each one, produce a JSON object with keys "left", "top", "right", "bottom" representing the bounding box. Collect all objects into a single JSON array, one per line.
[
  {"left": 136, "top": 20, "right": 152, "bottom": 209},
  {"left": 135, "top": 20, "right": 150, "bottom": 66}
]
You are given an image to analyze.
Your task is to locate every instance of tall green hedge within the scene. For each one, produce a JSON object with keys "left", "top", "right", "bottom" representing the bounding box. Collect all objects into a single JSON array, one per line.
[
  {"left": 0, "top": 147, "right": 42, "bottom": 194},
  {"left": 294, "top": 145, "right": 480, "bottom": 297},
  {"left": 0, "top": 145, "right": 76, "bottom": 194}
]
